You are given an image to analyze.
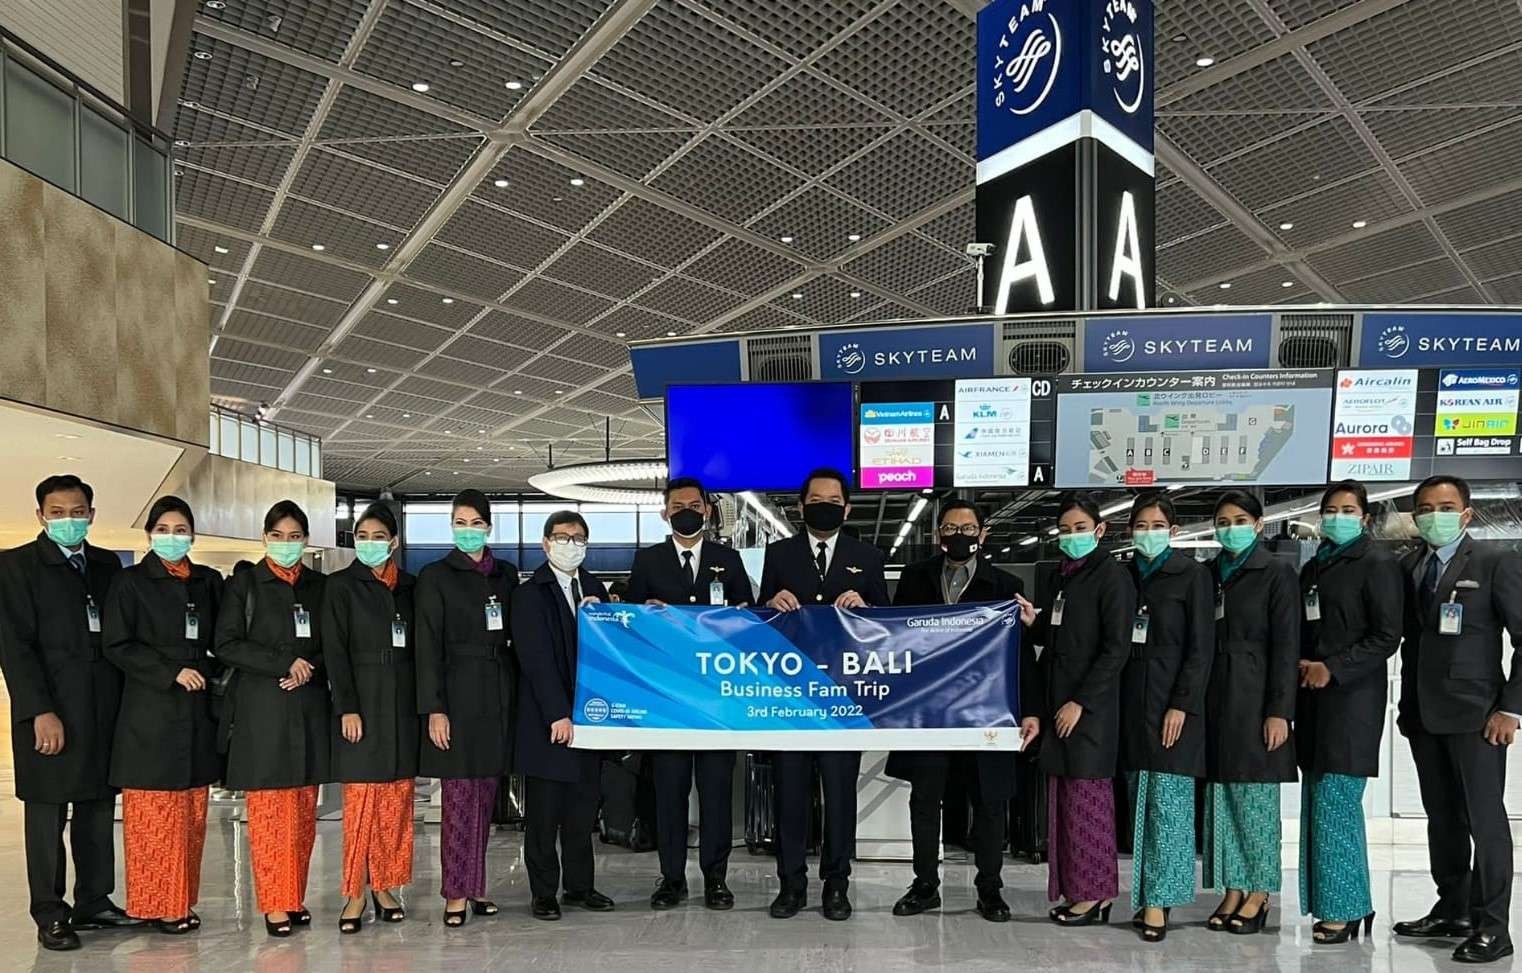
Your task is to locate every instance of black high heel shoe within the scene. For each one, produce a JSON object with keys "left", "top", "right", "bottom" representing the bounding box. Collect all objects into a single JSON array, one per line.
[
  {"left": 443, "top": 904, "right": 467, "bottom": 928},
  {"left": 1313, "top": 912, "right": 1375, "bottom": 944},
  {"left": 1053, "top": 900, "right": 1112, "bottom": 927},
  {"left": 1207, "top": 894, "right": 1242, "bottom": 932},
  {"left": 338, "top": 903, "right": 363, "bottom": 936},
  {"left": 372, "top": 891, "right": 406, "bottom": 923},
  {"left": 264, "top": 913, "right": 293, "bottom": 938},
  {"left": 1228, "top": 898, "right": 1271, "bottom": 935},
  {"left": 291, "top": 907, "right": 312, "bottom": 927},
  {"left": 1140, "top": 908, "right": 1170, "bottom": 943},
  {"left": 470, "top": 899, "right": 499, "bottom": 917},
  {"left": 186, "top": 911, "right": 201, "bottom": 930}
]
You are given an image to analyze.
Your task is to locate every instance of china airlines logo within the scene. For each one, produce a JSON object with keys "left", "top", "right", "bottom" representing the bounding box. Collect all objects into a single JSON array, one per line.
[
  {"left": 1100, "top": 1, "right": 1145, "bottom": 115},
  {"left": 835, "top": 342, "right": 865, "bottom": 375},
  {"left": 1101, "top": 329, "right": 1135, "bottom": 364},
  {"left": 1376, "top": 325, "right": 1410, "bottom": 360},
  {"left": 990, "top": 0, "right": 1062, "bottom": 117}
]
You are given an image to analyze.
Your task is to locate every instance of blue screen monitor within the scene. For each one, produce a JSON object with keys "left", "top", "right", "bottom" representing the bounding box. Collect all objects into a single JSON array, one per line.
[{"left": 665, "top": 382, "right": 856, "bottom": 492}]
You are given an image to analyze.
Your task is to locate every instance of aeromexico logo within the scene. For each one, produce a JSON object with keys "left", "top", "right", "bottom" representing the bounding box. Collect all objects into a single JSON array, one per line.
[
  {"left": 990, "top": 0, "right": 1062, "bottom": 117},
  {"left": 1100, "top": 0, "right": 1145, "bottom": 115}
]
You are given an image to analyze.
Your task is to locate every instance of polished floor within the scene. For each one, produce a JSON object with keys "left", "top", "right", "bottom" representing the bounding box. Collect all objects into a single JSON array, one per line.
[{"left": 0, "top": 798, "right": 1514, "bottom": 973}]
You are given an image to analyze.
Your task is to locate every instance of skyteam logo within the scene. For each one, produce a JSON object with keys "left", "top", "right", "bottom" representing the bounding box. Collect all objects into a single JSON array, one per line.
[
  {"left": 582, "top": 697, "right": 610, "bottom": 723},
  {"left": 989, "top": 0, "right": 1062, "bottom": 117},
  {"left": 834, "top": 342, "right": 865, "bottom": 375},
  {"left": 1376, "top": 325, "right": 1410, "bottom": 360},
  {"left": 1100, "top": 0, "right": 1145, "bottom": 115},
  {"left": 1101, "top": 329, "right": 1136, "bottom": 364}
]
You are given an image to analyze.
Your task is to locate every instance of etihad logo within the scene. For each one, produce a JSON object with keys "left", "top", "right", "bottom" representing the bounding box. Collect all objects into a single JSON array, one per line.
[{"left": 990, "top": 0, "right": 1062, "bottom": 118}]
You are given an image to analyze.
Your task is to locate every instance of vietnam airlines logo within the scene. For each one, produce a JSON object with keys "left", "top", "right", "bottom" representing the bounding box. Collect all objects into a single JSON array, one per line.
[{"left": 990, "top": 1, "right": 1063, "bottom": 117}]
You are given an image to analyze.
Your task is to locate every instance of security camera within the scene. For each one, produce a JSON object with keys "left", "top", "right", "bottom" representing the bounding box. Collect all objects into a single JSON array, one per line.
[{"left": 964, "top": 242, "right": 995, "bottom": 257}]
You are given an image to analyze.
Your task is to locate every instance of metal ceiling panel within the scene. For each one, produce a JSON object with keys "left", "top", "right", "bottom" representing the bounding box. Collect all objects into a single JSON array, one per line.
[
  {"left": 586, "top": 197, "right": 724, "bottom": 269},
  {"left": 444, "top": 334, "right": 539, "bottom": 367},
  {"left": 543, "top": 243, "right": 660, "bottom": 300},
  {"left": 536, "top": 130, "right": 694, "bottom": 182},
  {"left": 268, "top": 196, "right": 401, "bottom": 265},
  {"left": 469, "top": 310, "right": 571, "bottom": 348},
  {"left": 480, "top": 148, "right": 624, "bottom": 233},
  {"left": 919, "top": 201, "right": 975, "bottom": 252},
  {"left": 250, "top": 247, "right": 371, "bottom": 302},
  {"left": 908, "top": 268, "right": 978, "bottom": 317},
  {"left": 1309, "top": 224, "right": 1446, "bottom": 284},
  {"left": 441, "top": 0, "right": 615, "bottom": 60},
  {"left": 813, "top": 2, "right": 971, "bottom": 119},
  {"left": 772, "top": 275, "right": 883, "bottom": 326},
  {"left": 210, "top": 357, "right": 295, "bottom": 388},
  {"left": 331, "top": 334, "right": 431, "bottom": 371},
  {"left": 712, "top": 303, "right": 812, "bottom": 333},
  {"left": 175, "top": 111, "right": 297, "bottom": 187},
  {"left": 351, "top": 310, "right": 454, "bottom": 351},
  {"left": 750, "top": 187, "right": 890, "bottom": 261},
  {"left": 174, "top": 168, "right": 277, "bottom": 232},
  {"left": 843, "top": 232, "right": 967, "bottom": 296},
  {"left": 375, "top": 284, "right": 484, "bottom": 328},
  {"left": 1157, "top": 178, "right": 1231, "bottom": 246},
  {"left": 824, "top": 130, "right": 968, "bottom": 219},
  {"left": 199, "top": 0, "right": 369, "bottom": 63},
  {"left": 415, "top": 355, "right": 515, "bottom": 387},
  {"left": 683, "top": 237, "right": 803, "bottom": 294},
  {"left": 1463, "top": 236, "right": 1522, "bottom": 281},
  {"left": 1437, "top": 188, "right": 1522, "bottom": 250},
  {"left": 1208, "top": 116, "right": 1380, "bottom": 211},
  {"left": 590, "top": 306, "right": 688, "bottom": 341},
  {"left": 634, "top": 275, "right": 746, "bottom": 322},
  {"left": 291, "top": 147, "right": 443, "bottom": 227},
  {"left": 178, "top": 33, "right": 330, "bottom": 136},
  {"left": 1340, "top": 257, "right": 1469, "bottom": 302},
  {"left": 650, "top": 135, "right": 807, "bottom": 224},
  {"left": 406, "top": 245, "right": 526, "bottom": 301},
  {"left": 221, "top": 308, "right": 330, "bottom": 351},
  {"left": 1158, "top": 224, "right": 1268, "bottom": 288},
  {"left": 520, "top": 355, "right": 606, "bottom": 386},
  {"left": 211, "top": 336, "right": 310, "bottom": 372},
  {"left": 1258, "top": 169, "right": 1413, "bottom": 248},
  {"left": 175, "top": 222, "right": 253, "bottom": 271},
  {"left": 1399, "top": 118, "right": 1522, "bottom": 206},
  {"left": 435, "top": 199, "right": 571, "bottom": 269},
  {"left": 238, "top": 281, "right": 349, "bottom": 328},
  {"left": 690, "top": 0, "right": 876, "bottom": 60},
  {"left": 1155, "top": 5, "right": 1278, "bottom": 89}
]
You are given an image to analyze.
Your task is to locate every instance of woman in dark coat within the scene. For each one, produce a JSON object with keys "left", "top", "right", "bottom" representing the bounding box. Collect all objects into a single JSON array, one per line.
[
  {"left": 1296, "top": 479, "right": 1402, "bottom": 943},
  {"left": 103, "top": 496, "right": 223, "bottom": 934},
  {"left": 1204, "top": 490, "right": 1299, "bottom": 935},
  {"left": 324, "top": 503, "right": 418, "bottom": 933},
  {"left": 1017, "top": 492, "right": 1134, "bottom": 927},
  {"left": 214, "top": 500, "right": 329, "bottom": 937},
  {"left": 1120, "top": 492, "right": 1213, "bottom": 943},
  {"left": 414, "top": 489, "right": 520, "bottom": 926}
]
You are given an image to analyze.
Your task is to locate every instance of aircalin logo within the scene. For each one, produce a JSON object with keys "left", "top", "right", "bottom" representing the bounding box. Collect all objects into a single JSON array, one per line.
[
  {"left": 835, "top": 342, "right": 866, "bottom": 375},
  {"left": 990, "top": 0, "right": 1062, "bottom": 117},
  {"left": 582, "top": 697, "right": 610, "bottom": 723},
  {"left": 1376, "top": 325, "right": 1410, "bottom": 359},
  {"left": 1101, "top": 329, "right": 1135, "bottom": 364},
  {"left": 1100, "top": 1, "right": 1145, "bottom": 115}
]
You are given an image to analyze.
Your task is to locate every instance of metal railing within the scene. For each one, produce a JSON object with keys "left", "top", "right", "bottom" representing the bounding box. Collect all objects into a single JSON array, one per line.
[{"left": 209, "top": 404, "right": 322, "bottom": 479}]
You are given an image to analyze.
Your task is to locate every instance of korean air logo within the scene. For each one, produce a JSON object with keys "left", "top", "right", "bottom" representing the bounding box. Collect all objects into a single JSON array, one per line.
[
  {"left": 1101, "top": 329, "right": 1135, "bottom": 364},
  {"left": 582, "top": 697, "right": 610, "bottom": 723},
  {"left": 1376, "top": 325, "right": 1409, "bottom": 360},
  {"left": 1100, "top": 1, "right": 1145, "bottom": 115},
  {"left": 835, "top": 342, "right": 865, "bottom": 375},
  {"left": 990, "top": 2, "right": 1063, "bottom": 117}
]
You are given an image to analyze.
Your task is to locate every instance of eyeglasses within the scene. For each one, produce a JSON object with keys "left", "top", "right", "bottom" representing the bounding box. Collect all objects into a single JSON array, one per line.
[
  {"left": 549, "top": 535, "right": 588, "bottom": 548},
  {"left": 938, "top": 524, "right": 980, "bottom": 537}
]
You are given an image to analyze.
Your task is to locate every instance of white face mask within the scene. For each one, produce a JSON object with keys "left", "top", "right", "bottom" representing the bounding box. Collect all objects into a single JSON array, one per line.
[{"left": 547, "top": 541, "right": 586, "bottom": 573}]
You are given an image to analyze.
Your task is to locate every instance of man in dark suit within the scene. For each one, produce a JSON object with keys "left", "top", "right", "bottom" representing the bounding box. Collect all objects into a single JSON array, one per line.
[
  {"left": 512, "top": 510, "right": 613, "bottom": 921},
  {"left": 885, "top": 499, "right": 1036, "bottom": 923},
  {"left": 0, "top": 475, "right": 141, "bottom": 950},
  {"left": 626, "top": 476, "right": 752, "bottom": 911},
  {"left": 1394, "top": 475, "right": 1522, "bottom": 964},
  {"left": 758, "top": 468, "right": 888, "bottom": 921}
]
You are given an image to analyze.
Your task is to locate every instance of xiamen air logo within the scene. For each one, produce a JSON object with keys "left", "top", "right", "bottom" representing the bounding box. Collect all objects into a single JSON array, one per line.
[
  {"left": 1100, "top": 1, "right": 1145, "bottom": 115},
  {"left": 1101, "top": 329, "right": 1136, "bottom": 364},
  {"left": 1376, "top": 325, "right": 1410, "bottom": 360},
  {"left": 582, "top": 698, "right": 610, "bottom": 723},
  {"left": 835, "top": 342, "right": 866, "bottom": 375},
  {"left": 990, "top": 0, "right": 1062, "bottom": 117}
]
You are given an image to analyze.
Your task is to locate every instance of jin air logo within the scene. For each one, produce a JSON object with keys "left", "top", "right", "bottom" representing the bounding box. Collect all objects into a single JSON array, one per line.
[
  {"left": 990, "top": 0, "right": 1063, "bottom": 117},
  {"left": 582, "top": 697, "right": 610, "bottom": 723},
  {"left": 1100, "top": 1, "right": 1145, "bottom": 115},
  {"left": 835, "top": 342, "right": 866, "bottom": 375},
  {"left": 1101, "top": 329, "right": 1136, "bottom": 364},
  {"left": 1376, "top": 325, "right": 1410, "bottom": 360}
]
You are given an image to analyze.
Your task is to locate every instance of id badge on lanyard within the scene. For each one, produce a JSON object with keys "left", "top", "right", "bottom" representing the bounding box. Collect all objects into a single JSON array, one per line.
[
  {"left": 1131, "top": 607, "right": 1149, "bottom": 644},
  {"left": 292, "top": 604, "right": 312, "bottom": 640},
  {"left": 1303, "top": 587, "right": 1321, "bottom": 622},
  {"left": 484, "top": 596, "right": 503, "bottom": 631},
  {"left": 1050, "top": 592, "right": 1066, "bottom": 626},
  {"left": 1439, "top": 596, "right": 1463, "bottom": 635},
  {"left": 709, "top": 580, "right": 725, "bottom": 606},
  {"left": 85, "top": 596, "right": 101, "bottom": 634},
  {"left": 185, "top": 602, "right": 200, "bottom": 640},
  {"left": 1215, "top": 588, "right": 1226, "bottom": 621},
  {"left": 391, "top": 615, "right": 407, "bottom": 648}
]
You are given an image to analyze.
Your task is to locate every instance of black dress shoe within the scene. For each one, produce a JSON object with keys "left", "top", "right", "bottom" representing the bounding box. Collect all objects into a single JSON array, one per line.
[
  {"left": 38, "top": 920, "right": 81, "bottom": 951},
  {"left": 703, "top": 879, "right": 735, "bottom": 911},
  {"left": 976, "top": 890, "right": 1012, "bottom": 923},
  {"left": 892, "top": 881, "right": 942, "bottom": 917},
  {"left": 650, "top": 879, "right": 688, "bottom": 910},
  {"left": 72, "top": 905, "right": 144, "bottom": 930},
  {"left": 531, "top": 897, "right": 562, "bottom": 921},
  {"left": 822, "top": 886, "right": 852, "bottom": 921},
  {"left": 563, "top": 889, "right": 615, "bottom": 912},
  {"left": 769, "top": 889, "right": 805, "bottom": 919},
  {"left": 1454, "top": 933, "right": 1514, "bottom": 964},
  {"left": 1393, "top": 914, "right": 1474, "bottom": 938}
]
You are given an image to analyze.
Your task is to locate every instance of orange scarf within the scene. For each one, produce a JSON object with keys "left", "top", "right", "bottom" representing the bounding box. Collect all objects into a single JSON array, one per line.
[
  {"left": 161, "top": 556, "right": 191, "bottom": 581},
  {"left": 265, "top": 558, "right": 302, "bottom": 586},
  {"left": 372, "top": 558, "right": 398, "bottom": 591}
]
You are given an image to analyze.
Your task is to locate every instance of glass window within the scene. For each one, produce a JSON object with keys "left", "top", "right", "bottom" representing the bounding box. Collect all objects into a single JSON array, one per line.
[
  {"left": 489, "top": 502, "right": 520, "bottom": 545},
  {"left": 78, "top": 107, "right": 127, "bottom": 219},
  {"left": 4, "top": 59, "right": 75, "bottom": 191},
  {"left": 218, "top": 413, "right": 238, "bottom": 458},
  {"left": 278, "top": 431, "right": 295, "bottom": 472},
  {"left": 638, "top": 508, "right": 668, "bottom": 544},
  {"left": 208, "top": 412, "right": 218, "bottom": 453},
  {"left": 402, "top": 502, "right": 453, "bottom": 544},
  {"left": 581, "top": 504, "right": 639, "bottom": 544},
  {"left": 294, "top": 435, "right": 311, "bottom": 476},
  {"left": 311, "top": 442, "right": 321, "bottom": 479},
  {"left": 260, "top": 425, "right": 276, "bottom": 467},
  {"left": 520, "top": 503, "right": 568, "bottom": 541},
  {"left": 131, "top": 137, "right": 168, "bottom": 241},
  {"left": 239, "top": 419, "right": 258, "bottom": 462}
]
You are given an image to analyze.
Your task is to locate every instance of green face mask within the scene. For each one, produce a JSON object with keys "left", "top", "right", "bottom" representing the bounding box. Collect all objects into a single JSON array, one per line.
[
  {"left": 45, "top": 517, "right": 90, "bottom": 547},
  {"left": 354, "top": 539, "right": 392, "bottom": 569},
  {"left": 1415, "top": 510, "right": 1465, "bottom": 548},
  {"left": 453, "top": 525, "right": 489, "bottom": 555},
  {"left": 149, "top": 533, "right": 193, "bottom": 563},
  {"left": 1132, "top": 527, "right": 1172, "bottom": 559},
  {"left": 266, "top": 540, "right": 306, "bottom": 568},
  {"left": 1215, "top": 524, "right": 1259, "bottom": 555},
  {"left": 1057, "top": 530, "right": 1099, "bottom": 560},
  {"left": 1320, "top": 513, "right": 1364, "bottom": 546}
]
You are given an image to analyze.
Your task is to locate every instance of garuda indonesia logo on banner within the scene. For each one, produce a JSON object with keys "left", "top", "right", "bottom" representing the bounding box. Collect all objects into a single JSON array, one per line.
[{"left": 988, "top": 1, "right": 1063, "bottom": 118}]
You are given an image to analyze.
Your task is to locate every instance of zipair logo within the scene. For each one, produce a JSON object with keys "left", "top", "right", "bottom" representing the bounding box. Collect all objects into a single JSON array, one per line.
[{"left": 989, "top": 0, "right": 1063, "bottom": 118}]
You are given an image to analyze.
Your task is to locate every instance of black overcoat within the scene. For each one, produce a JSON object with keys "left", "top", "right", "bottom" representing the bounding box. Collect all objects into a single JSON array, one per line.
[{"left": 512, "top": 564, "right": 608, "bottom": 784}]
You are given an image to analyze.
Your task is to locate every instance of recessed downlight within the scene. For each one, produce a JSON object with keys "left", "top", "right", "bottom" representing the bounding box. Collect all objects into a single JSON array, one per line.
[{"left": 411, "top": 81, "right": 430, "bottom": 93}]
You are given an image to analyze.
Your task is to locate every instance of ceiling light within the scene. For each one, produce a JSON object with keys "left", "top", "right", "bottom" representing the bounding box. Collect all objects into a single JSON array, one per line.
[
  {"left": 1352, "top": 219, "right": 1368, "bottom": 228},
  {"left": 311, "top": 243, "right": 325, "bottom": 251},
  {"left": 493, "top": 458, "right": 501, "bottom": 463},
  {"left": 194, "top": 50, "right": 213, "bottom": 60},
  {"left": 402, "top": 413, "right": 411, "bottom": 419},
  {"left": 529, "top": 460, "right": 668, "bottom": 505},
  {"left": 791, "top": 292, "right": 804, "bottom": 300},
  {"left": 463, "top": 459, "right": 470, "bottom": 463},
  {"left": 375, "top": 242, "right": 390, "bottom": 250},
  {"left": 58, "top": 455, "right": 79, "bottom": 461},
  {"left": 365, "top": 413, "right": 374, "bottom": 419},
  {"left": 1282, "top": 281, "right": 1295, "bottom": 288},
  {"left": 666, "top": 330, "right": 677, "bottom": 337},
  {"left": 493, "top": 178, "right": 509, "bottom": 188},
  {"left": 321, "top": 367, "right": 333, "bottom": 374},
  {"left": 1195, "top": 56, "right": 1215, "bottom": 67},
  {"left": 207, "top": 278, "right": 216, "bottom": 285},
  {"left": 452, "top": 471, "right": 459, "bottom": 476},
  {"left": 780, "top": 235, "right": 794, "bottom": 244},
  {"left": 441, "top": 297, "right": 454, "bottom": 304},
  {"left": 411, "top": 82, "right": 430, "bottom": 93},
  {"left": 213, "top": 245, "right": 229, "bottom": 254},
  {"left": 1219, "top": 282, "right": 1232, "bottom": 289},
  {"left": 553, "top": 389, "right": 564, "bottom": 395},
  {"left": 365, "top": 367, "right": 377, "bottom": 374},
  {"left": 614, "top": 331, "right": 627, "bottom": 338},
  {"left": 423, "top": 471, "right": 431, "bottom": 476},
  {"left": 1166, "top": 296, "right": 1177, "bottom": 304},
  {"left": 552, "top": 195, "right": 564, "bottom": 202},
  {"left": 1278, "top": 222, "right": 1294, "bottom": 231},
  {"left": 449, "top": 58, "right": 465, "bottom": 68},
  {"left": 205, "top": 1, "right": 225, "bottom": 9},
  {"left": 505, "top": 80, "right": 524, "bottom": 91},
  {"left": 477, "top": 429, "right": 486, "bottom": 434},
  {"left": 476, "top": 446, "right": 484, "bottom": 451},
  {"left": 513, "top": 390, "right": 523, "bottom": 395},
  {"left": 55, "top": 433, "right": 80, "bottom": 440},
  {"left": 1169, "top": 32, "right": 1188, "bottom": 43},
  {"left": 173, "top": 139, "right": 189, "bottom": 147},
  {"left": 569, "top": 177, "right": 585, "bottom": 187},
  {"left": 849, "top": 291, "right": 863, "bottom": 299}
]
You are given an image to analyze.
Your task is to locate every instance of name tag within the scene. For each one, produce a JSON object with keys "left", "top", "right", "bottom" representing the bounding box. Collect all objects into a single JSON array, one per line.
[
  {"left": 1050, "top": 593, "right": 1065, "bottom": 627},
  {"left": 292, "top": 605, "right": 311, "bottom": 640},
  {"left": 391, "top": 618, "right": 407, "bottom": 648},
  {"left": 1215, "top": 589, "right": 1226, "bottom": 621},
  {"left": 1303, "top": 588, "right": 1321, "bottom": 622},
  {"left": 1439, "top": 601, "right": 1463, "bottom": 636},
  {"left": 1131, "top": 610, "right": 1149, "bottom": 644},
  {"left": 85, "top": 598, "right": 101, "bottom": 634},
  {"left": 185, "top": 607, "right": 200, "bottom": 640},
  {"left": 709, "top": 581, "right": 725, "bottom": 606},
  {"left": 485, "top": 598, "right": 503, "bottom": 631}
]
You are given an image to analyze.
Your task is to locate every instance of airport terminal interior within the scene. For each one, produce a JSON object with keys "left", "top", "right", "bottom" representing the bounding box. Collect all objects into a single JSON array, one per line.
[{"left": 1, "top": 0, "right": 1522, "bottom": 970}]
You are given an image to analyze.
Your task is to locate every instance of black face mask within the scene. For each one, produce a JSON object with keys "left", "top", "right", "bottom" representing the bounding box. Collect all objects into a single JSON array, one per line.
[
  {"left": 942, "top": 534, "right": 979, "bottom": 562},
  {"left": 802, "top": 501, "right": 846, "bottom": 534},
  {"left": 669, "top": 508, "right": 705, "bottom": 539}
]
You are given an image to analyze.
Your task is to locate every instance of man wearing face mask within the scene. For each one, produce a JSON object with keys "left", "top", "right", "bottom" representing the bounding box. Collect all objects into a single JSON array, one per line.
[
  {"left": 0, "top": 475, "right": 138, "bottom": 949},
  {"left": 884, "top": 499, "right": 1031, "bottom": 923},
  {"left": 1394, "top": 475, "right": 1522, "bottom": 965},
  {"left": 626, "top": 477, "right": 752, "bottom": 911},
  {"left": 758, "top": 468, "right": 889, "bottom": 921},
  {"left": 512, "top": 511, "right": 613, "bottom": 921}
]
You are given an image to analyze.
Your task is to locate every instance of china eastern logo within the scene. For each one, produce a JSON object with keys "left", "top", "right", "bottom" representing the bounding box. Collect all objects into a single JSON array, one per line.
[
  {"left": 989, "top": 0, "right": 1062, "bottom": 118},
  {"left": 834, "top": 342, "right": 865, "bottom": 375},
  {"left": 1101, "top": 329, "right": 1135, "bottom": 364},
  {"left": 1376, "top": 325, "right": 1410, "bottom": 360},
  {"left": 1100, "top": 0, "right": 1145, "bottom": 115}
]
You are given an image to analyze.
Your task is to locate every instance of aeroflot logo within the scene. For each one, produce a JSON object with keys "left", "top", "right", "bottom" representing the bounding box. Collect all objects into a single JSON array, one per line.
[{"left": 990, "top": 0, "right": 1062, "bottom": 117}]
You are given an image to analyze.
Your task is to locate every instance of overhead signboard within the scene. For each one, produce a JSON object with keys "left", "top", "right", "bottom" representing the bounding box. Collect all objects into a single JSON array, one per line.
[
  {"left": 819, "top": 323, "right": 997, "bottom": 381},
  {"left": 1329, "top": 370, "right": 1419, "bottom": 481},
  {"left": 1083, "top": 313, "right": 1272, "bottom": 372},
  {"left": 1359, "top": 312, "right": 1522, "bottom": 367}
]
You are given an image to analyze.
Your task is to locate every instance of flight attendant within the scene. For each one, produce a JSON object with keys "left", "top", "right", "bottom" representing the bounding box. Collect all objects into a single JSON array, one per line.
[
  {"left": 1120, "top": 492, "right": 1212, "bottom": 944},
  {"left": 1017, "top": 492, "right": 1133, "bottom": 928},
  {"left": 415, "top": 489, "right": 519, "bottom": 926},
  {"left": 625, "top": 477, "right": 750, "bottom": 911},
  {"left": 1296, "top": 480, "right": 1402, "bottom": 944},
  {"left": 103, "top": 496, "right": 224, "bottom": 935},
  {"left": 214, "top": 500, "right": 330, "bottom": 938},
  {"left": 1203, "top": 490, "right": 1298, "bottom": 935},
  {"left": 324, "top": 503, "right": 417, "bottom": 933}
]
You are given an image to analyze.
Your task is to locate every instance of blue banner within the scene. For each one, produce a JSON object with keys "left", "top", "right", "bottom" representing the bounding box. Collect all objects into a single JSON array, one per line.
[
  {"left": 1083, "top": 313, "right": 1272, "bottom": 371},
  {"left": 1360, "top": 312, "right": 1522, "bottom": 367},
  {"left": 819, "top": 323, "right": 996, "bottom": 380},
  {"left": 629, "top": 340, "right": 741, "bottom": 399},
  {"left": 572, "top": 602, "right": 1023, "bottom": 751}
]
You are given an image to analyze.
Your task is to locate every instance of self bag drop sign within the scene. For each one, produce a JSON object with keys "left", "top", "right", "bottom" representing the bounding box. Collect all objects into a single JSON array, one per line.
[{"left": 572, "top": 603, "right": 1023, "bottom": 751}]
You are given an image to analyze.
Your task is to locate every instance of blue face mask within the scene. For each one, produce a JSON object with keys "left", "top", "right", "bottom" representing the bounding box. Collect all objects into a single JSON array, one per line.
[
  {"left": 150, "top": 533, "right": 193, "bottom": 563},
  {"left": 1215, "top": 524, "right": 1259, "bottom": 555},
  {"left": 1132, "top": 527, "right": 1172, "bottom": 559},
  {"left": 354, "top": 539, "right": 392, "bottom": 569},
  {"left": 266, "top": 540, "right": 305, "bottom": 568},
  {"left": 1057, "top": 530, "right": 1099, "bottom": 560},
  {"left": 1320, "top": 513, "right": 1364, "bottom": 546},
  {"left": 453, "top": 525, "right": 489, "bottom": 554},
  {"left": 45, "top": 517, "right": 90, "bottom": 547}
]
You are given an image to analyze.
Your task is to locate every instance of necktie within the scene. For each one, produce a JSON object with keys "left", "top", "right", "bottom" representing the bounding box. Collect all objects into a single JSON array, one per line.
[
  {"left": 571, "top": 576, "right": 582, "bottom": 607},
  {"left": 1422, "top": 553, "right": 1440, "bottom": 606},
  {"left": 68, "top": 553, "right": 85, "bottom": 575},
  {"left": 815, "top": 542, "right": 828, "bottom": 579},
  {"left": 682, "top": 549, "right": 695, "bottom": 585}
]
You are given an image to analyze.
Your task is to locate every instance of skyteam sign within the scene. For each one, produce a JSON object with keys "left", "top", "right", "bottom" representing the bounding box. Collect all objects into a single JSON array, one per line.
[
  {"left": 819, "top": 323, "right": 997, "bottom": 380},
  {"left": 1082, "top": 313, "right": 1272, "bottom": 371},
  {"left": 1360, "top": 312, "right": 1522, "bottom": 367}
]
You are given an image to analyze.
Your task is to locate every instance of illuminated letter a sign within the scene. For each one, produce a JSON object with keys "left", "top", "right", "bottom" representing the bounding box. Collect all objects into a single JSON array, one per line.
[{"left": 994, "top": 195, "right": 1055, "bottom": 313}]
